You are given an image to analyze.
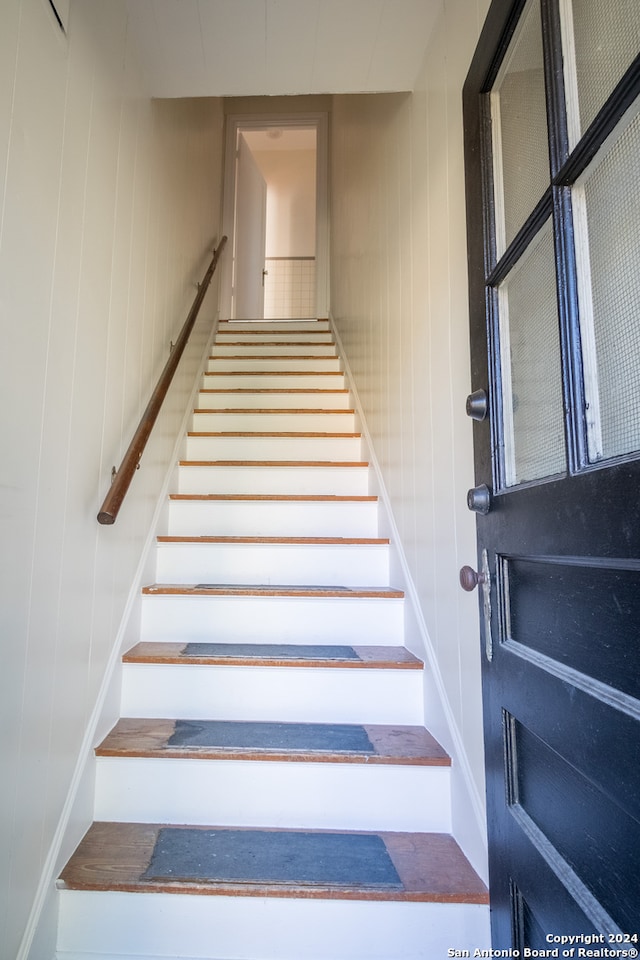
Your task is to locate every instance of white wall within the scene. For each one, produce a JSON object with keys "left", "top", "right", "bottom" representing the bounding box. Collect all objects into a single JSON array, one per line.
[
  {"left": 252, "top": 149, "right": 317, "bottom": 257},
  {"left": 0, "top": 2, "right": 224, "bottom": 956},
  {"left": 330, "top": 0, "right": 491, "bottom": 872}
]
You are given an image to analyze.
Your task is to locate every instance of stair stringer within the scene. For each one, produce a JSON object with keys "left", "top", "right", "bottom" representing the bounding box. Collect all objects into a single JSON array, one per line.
[
  {"left": 328, "top": 314, "right": 489, "bottom": 884},
  {"left": 18, "top": 309, "right": 224, "bottom": 960}
]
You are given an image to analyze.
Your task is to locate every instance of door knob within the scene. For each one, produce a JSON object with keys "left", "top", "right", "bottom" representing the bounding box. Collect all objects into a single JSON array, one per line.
[
  {"left": 459, "top": 565, "right": 487, "bottom": 592},
  {"left": 467, "top": 484, "right": 491, "bottom": 514}
]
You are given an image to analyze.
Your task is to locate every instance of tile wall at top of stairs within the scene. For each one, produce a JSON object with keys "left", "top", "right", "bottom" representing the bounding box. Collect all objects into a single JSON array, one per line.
[{"left": 56, "top": 320, "right": 488, "bottom": 960}]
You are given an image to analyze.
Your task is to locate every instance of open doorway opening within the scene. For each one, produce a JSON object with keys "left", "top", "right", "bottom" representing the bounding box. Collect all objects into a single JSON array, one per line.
[
  {"left": 243, "top": 127, "right": 316, "bottom": 319},
  {"left": 221, "top": 114, "right": 329, "bottom": 321}
]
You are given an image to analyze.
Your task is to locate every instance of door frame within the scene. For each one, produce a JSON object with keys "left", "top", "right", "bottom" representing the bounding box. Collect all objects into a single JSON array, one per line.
[
  {"left": 220, "top": 112, "right": 329, "bottom": 320},
  {"left": 463, "top": 0, "right": 640, "bottom": 945}
]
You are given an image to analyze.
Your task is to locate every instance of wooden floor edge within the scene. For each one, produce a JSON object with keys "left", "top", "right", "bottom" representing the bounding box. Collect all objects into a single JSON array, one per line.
[
  {"left": 186, "top": 432, "right": 362, "bottom": 438},
  {"left": 168, "top": 494, "right": 378, "bottom": 502},
  {"left": 122, "top": 654, "right": 421, "bottom": 670},
  {"left": 192, "top": 408, "right": 355, "bottom": 414},
  {"left": 203, "top": 371, "right": 342, "bottom": 376},
  {"left": 198, "top": 388, "right": 350, "bottom": 394},
  {"left": 141, "top": 585, "right": 405, "bottom": 599},
  {"left": 178, "top": 460, "right": 369, "bottom": 467},
  {"left": 95, "top": 747, "right": 449, "bottom": 767},
  {"left": 156, "top": 536, "right": 390, "bottom": 545},
  {"left": 121, "top": 643, "right": 423, "bottom": 670},
  {"left": 56, "top": 879, "right": 488, "bottom": 904}
]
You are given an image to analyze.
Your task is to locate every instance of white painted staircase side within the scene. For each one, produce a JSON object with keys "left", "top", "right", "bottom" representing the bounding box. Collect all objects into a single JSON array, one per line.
[{"left": 55, "top": 320, "right": 489, "bottom": 960}]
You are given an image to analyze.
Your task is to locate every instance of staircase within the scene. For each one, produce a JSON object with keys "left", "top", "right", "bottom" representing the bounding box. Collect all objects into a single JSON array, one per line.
[{"left": 56, "top": 320, "right": 488, "bottom": 960}]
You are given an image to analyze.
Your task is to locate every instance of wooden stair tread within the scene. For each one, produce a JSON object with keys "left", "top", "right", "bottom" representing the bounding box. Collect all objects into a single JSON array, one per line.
[
  {"left": 204, "top": 371, "right": 341, "bottom": 376},
  {"left": 123, "top": 641, "right": 422, "bottom": 670},
  {"left": 218, "top": 317, "right": 329, "bottom": 333},
  {"left": 96, "top": 719, "right": 450, "bottom": 766},
  {"left": 216, "top": 329, "right": 332, "bottom": 343},
  {"left": 179, "top": 460, "right": 369, "bottom": 467},
  {"left": 210, "top": 356, "right": 338, "bottom": 363},
  {"left": 157, "top": 536, "right": 389, "bottom": 545},
  {"left": 213, "top": 341, "right": 335, "bottom": 347},
  {"left": 199, "top": 388, "right": 349, "bottom": 394},
  {"left": 193, "top": 408, "right": 355, "bottom": 414},
  {"left": 142, "top": 584, "right": 404, "bottom": 598},
  {"left": 215, "top": 335, "right": 333, "bottom": 341},
  {"left": 186, "top": 431, "right": 361, "bottom": 438},
  {"left": 58, "top": 821, "right": 488, "bottom": 904},
  {"left": 169, "top": 494, "right": 378, "bottom": 502}
]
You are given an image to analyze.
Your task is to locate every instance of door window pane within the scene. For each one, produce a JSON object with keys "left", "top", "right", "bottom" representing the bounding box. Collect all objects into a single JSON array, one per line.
[
  {"left": 491, "top": 0, "right": 550, "bottom": 255},
  {"left": 574, "top": 106, "right": 640, "bottom": 461},
  {"left": 561, "top": 0, "right": 640, "bottom": 145},
  {"left": 498, "top": 221, "right": 566, "bottom": 485}
]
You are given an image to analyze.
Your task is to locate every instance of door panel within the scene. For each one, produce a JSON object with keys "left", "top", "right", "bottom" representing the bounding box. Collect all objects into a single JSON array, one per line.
[
  {"left": 234, "top": 134, "right": 267, "bottom": 320},
  {"left": 497, "top": 220, "right": 566, "bottom": 484},
  {"left": 464, "top": 0, "right": 640, "bottom": 947},
  {"left": 504, "top": 557, "right": 640, "bottom": 696},
  {"left": 564, "top": 0, "right": 640, "bottom": 141},
  {"left": 574, "top": 108, "right": 640, "bottom": 460},
  {"left": 491, "top": 0, "right": 550, "bottom": 253}
]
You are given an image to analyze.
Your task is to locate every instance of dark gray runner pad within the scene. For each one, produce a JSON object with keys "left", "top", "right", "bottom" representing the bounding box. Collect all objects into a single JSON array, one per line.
[
  {"left": 142, "top": 828, "right": 403, "bottom": 888},
  {"left": 168, "top": 719, "right": 375, "bottom": 753},
  {"left": 194, "top": 584, "right": 351, "bottom": 591},
  {"left": 182, "top": 642, "right": 360, "bottom": 660}
]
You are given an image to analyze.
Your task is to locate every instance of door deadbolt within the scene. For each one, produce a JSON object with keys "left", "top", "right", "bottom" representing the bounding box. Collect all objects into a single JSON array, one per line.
[
  {"left": 466, "top": 389, "right": 488, "bottom": 421},
  {"left": 467, "top": 484, "right": 491, "bottom": 514}
]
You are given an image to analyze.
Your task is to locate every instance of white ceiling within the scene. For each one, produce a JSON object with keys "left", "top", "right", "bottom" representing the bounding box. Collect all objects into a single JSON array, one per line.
[{"left": 125, "top": 0, "right": 440, "bottom": 99}]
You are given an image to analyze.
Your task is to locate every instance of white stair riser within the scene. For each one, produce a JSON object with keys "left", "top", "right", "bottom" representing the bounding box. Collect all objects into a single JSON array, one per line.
[
  {"left": 213, "top": 343, "right": 337, "bottom": 357},
  {"left": 154, "top": 543, "right": 390, "bottom": 586},
  {"left": 208, "top": 357, "right": 341, "bottom": 373},
  {"left": 167, "top": 500, "right": 379, "bottom": 538},
  {"left": 183, "top": 435, "right": 362, "bottom": 461},
  {"left": 219, "top": 320, "right": 330, "bottom": 332},
  {"left": 121, "top": 664, "right": 423, "bottom": 725},
  {"left": 57, "top": 891, "right": 490, "bottom": 960},
  {"left": 140, "top": 595, "right": 404, "bottom": 645},
  {"left": 191, "top": 411, "right": 356, "bottom": 432},
  {"left": 197, "top": 390, "right": 351, "bottom": 410},
  {"left": 216, "top": 331, "right": 334, "bottom": 344},
  {"left": 94, "top": 758, "right": 451, "bottom": 832},
  {"left": 203, "top": 373, "right": 346, "bottom": 389},
  {"left": 177, "top": 464, "right": 370, "bottom": 496}
]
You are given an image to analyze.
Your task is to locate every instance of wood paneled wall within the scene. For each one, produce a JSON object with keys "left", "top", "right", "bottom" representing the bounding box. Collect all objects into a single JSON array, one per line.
[
  {"left": 330, "top": 0, "right": 491, "bottom": 877},
  {"left": 0, "top": 3, "right": 224, "bottom": 956}
]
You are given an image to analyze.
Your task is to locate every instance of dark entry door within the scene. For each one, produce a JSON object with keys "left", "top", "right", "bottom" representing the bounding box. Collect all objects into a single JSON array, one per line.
[{"left": 463, "top": 0, "right": 640, "bottom": 946}]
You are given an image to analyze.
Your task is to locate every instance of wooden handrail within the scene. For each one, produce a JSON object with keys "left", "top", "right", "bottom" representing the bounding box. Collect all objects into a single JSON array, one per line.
[{"left": 98, "top": 236, "right": 227, "bottom": 525}]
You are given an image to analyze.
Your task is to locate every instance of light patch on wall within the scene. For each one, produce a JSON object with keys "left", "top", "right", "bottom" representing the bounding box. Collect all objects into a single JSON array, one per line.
[{"left": 48, "top": 0, "right": 69, "bottom": 32}]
